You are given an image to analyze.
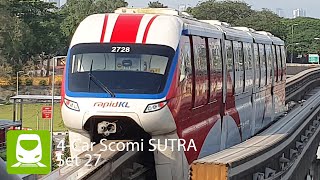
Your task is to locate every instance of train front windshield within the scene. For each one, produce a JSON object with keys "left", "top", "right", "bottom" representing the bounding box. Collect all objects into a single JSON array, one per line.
[{"left": 68, "top": 44, "right": 175, "bottom": 94}]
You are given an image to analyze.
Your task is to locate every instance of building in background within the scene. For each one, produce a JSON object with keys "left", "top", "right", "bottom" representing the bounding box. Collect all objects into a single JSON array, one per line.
[
  {"left": 42, "top": 0, "right": 66, "bottom": 8},
  {"left": 276, "top": 8, "right": 285, "bottom": 17},
  {"left": 178, "top": 4, "right": 192, "bottom": 12},
  {"left": 293, "top": 8, "right": 306, "bottom": 18}
]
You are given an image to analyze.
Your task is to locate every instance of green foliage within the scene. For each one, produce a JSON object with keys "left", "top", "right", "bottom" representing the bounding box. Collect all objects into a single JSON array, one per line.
[
  {"left": 236, "top": 9, "right": 287, "bottom": 39},
  {"left": 189, "top": 0, "right": 254, "bottom": 25},
  {"left": 39, "top": 79, "right": 47, "bottom": 86},
  {"left": 25, "top": 78, "right": 33, "bottom": 86},
  {"left": 63, "top": 134, "right": 71, "bottom": 161},
  {"left": 0, "top": 0, "right": 66, "bottom": 73},
  {"left": 148, "top": 1, "right": 168, "bottom": 8},
  {"left": 52, "top": 141, "right": 59, "bottom": 170},
  {"left": 187, "top": 0, "right": 320, "bottom": 55},
  {"left": 189, "top": 1, "right": 286, "bottom": 38},
  {"left": 60, "top": 0, "right": 128, "bottom": 42},
  {"left": 282, "top": 17, "right": 320, "bottom": 55}
]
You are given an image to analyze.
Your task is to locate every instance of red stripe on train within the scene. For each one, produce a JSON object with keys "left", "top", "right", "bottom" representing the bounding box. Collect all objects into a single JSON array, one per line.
[
  {"left": 142, "top": 15, "right": 158, "bottom": 44},
  {"left": 100, "top": 14, "right": 109, "bottom": 43},
  {"left": 60, "top": 67, "right": 66, "bottom": 107},
  {"left": 110, "top": 14, "right": 144, "bottom": 43}
]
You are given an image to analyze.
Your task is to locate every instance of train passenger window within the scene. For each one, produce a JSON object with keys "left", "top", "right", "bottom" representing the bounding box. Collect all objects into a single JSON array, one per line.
[
  {"left": 265, "top": 45, "right": 272, "bottom": 85},
  {"left": 225, "top": 40, "right": 234, "bottom": 94},
  {"left": 276, "top": 46, "right": 282, "bottom": 81},
  {"left": 272, "top": 45, "right": 278, "bottom": 82},
  {"left": 259, "top": 44, "right": 267, "bottom": 87},
  {"left": 243, "top": 42, "right": 253, "bottom": 92},
  {"left": 233, "top": 41, "right": 244, "bottom": 94},
  {"left": 179, "top": 36, "right": 192, "bottom": 83},
  {"left": 253, "top": 44, "right": 260, "bottom": 88},
  {"left": 179, "top": 36, "right": 193, "bottom": 100},
  {"left": 280, "top": 46, "right": 286, "bottom": 79},
  {"left": 208, "top": 38, "right": 223, "bottom": 102},
  {"left": 192, "top": 36, "right": 208, "bottom": 107}
]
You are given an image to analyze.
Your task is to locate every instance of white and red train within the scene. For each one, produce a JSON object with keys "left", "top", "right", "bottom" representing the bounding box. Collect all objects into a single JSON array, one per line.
[{"left": 61, "top": 8, "right": 286, "bottom": 179}]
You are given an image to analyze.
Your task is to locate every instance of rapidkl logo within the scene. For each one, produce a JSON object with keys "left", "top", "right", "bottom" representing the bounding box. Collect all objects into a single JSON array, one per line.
[{"left": 94, "top": 101, "right": 130, "bottom": 108}]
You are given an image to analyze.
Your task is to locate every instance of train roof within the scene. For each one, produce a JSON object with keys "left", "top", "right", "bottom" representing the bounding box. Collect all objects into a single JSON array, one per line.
[{"left": 70, "top": 7, "right": 284, "bottom": 49}]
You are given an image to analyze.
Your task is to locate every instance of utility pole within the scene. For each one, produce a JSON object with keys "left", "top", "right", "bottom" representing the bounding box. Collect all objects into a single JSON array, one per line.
[{"left": 291, "top": 24, "right": 298, "bottom": 63}]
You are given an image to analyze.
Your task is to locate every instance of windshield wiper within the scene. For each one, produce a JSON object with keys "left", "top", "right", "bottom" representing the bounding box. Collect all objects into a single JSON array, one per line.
[{"left": 88, "top": 60, "right": 115, "bottom": 98}]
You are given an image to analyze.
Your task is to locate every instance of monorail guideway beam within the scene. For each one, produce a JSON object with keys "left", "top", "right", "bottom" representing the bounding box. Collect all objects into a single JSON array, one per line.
[{"left": 286, "top": 67, "right": 320, "bottom": 102}]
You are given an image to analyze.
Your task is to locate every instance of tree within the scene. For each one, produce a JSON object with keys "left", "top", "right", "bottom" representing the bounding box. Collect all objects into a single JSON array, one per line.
[
  {"left": 236, "top": 9, "right": 287, "bottom": 39},
  {"left": 0, "top": 0, "right": 66, "bottom": 74},
  {"left": 188, "top": 0, "right": 254, "bottom": 25},
  {"left": 282, "top": 17, "right": 320, "bottom": 55},
  {"left": 0, "top": 0, "right": 27, "bottom": 72},
  {"left": 60, "top": 0, "right": 128, "bottom": 42},
  {"left": 148, "top": 1, "right": 167, "bottom": 8}
]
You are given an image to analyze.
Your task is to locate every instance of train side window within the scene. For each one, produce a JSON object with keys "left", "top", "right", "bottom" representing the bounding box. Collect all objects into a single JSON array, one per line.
[
  {"left": 265, "top": 45, "right": 272, "bottom": 85},
  {"left": 253, "top": 44, "right": 260, "bottom": 88},
  {"left": 178, "top": 36, "right": 193, "bottom": 103},
  {"left": 280, "top": 46, "right": 286, "bottom": 78},
  {"left": 208, "top": 38, "right": 222, "bottom": 103},
  {"left": 179, "top": 36, "right": 192, "bottom": 83},
  {"left": 243, "top": 42, "right": 253, "bottom": 92},
  {"left": 259, "top": 44, "right": 267, "bottom": 87},
  {"left": 192, "top": 36, "right": 208, "bottom": 107},
  {"left": 225, "top": 40, "right": 234, "bottom": 95},
  {"left": 272, "top": 45, "right": 278, "bottom": 82},
  {"left": 233, "top": 41, "right": 244, "bottom": 94},
  {"left": 276, "top": 46, "right": 282, "bottom": 81}
]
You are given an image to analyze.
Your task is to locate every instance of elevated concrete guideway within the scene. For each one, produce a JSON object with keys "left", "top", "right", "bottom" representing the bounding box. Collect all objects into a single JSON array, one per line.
[{"left": 287, "top": 63, "right": 320, "bottom": 77}]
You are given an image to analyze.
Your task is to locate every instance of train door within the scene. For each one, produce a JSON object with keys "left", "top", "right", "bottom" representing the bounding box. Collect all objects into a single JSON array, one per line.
[
  {"left": 221, "top": 40, "right": 234, "bottom": 150},
  {"left": 221, "top": 40, "right": 241, "bottom": 149},
  {"left": 177, "top": 35, "right": 193, "bottom": 123},
  {"left": 191, "top": 36, "right": 208, "bottom": 108},
  {"left": 271, "top": 45, "right": 277, "bottom": 120},
  {"left": 264, "top": 45, "right": 273, "bottom": 126},
  {"left": 255, "top": 44, "right": 266, "bottom": 132},
  {"left": 243, "top": 42, "right": 254, "bottom": 139},
  {"left": 208, "top": 38, "right": 223, "bottom": 114},
  {"left": 273, "top": 45, "right": 285, "bottom": 117},
  {"left": 252, "top": 43, "right": 259, "bottom": 135},
  {"left": 200, "top": 38, "right": 223, "bottom": 155}
]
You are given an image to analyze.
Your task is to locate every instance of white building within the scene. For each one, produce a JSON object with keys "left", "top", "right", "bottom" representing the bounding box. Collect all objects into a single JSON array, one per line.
[
  {"left": 276, "top": 8, "right": 285, "bottom": 17},
  {"left": 42, "top": 0, "right": 62, "bottom": 8},
  {"left": 293, "top": 8, "right": 306, "bottom": 18}
]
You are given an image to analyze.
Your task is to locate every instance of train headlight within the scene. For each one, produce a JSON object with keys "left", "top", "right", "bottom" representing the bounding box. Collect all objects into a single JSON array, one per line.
[
  {"left": 144, "top": 100, "right": 167, "bottom": 113},
  {"left": 64, "top": 98, "right": 80, "bottom": 111}
]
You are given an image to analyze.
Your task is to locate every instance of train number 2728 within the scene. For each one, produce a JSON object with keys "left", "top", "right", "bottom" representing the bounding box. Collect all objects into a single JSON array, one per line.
[{"left": 111, "top": 47, "right": 131, "bottom": 53}]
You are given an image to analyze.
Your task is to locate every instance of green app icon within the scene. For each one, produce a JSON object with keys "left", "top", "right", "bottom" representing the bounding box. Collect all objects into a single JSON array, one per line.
[{"left": 7, "top": 130, "right": 51, "bottom": 174}]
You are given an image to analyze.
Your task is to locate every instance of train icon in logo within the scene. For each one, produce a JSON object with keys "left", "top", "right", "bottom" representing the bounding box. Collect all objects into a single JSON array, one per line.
[{"left": 11, "top": 134, "right": 46, "bottom": 168}]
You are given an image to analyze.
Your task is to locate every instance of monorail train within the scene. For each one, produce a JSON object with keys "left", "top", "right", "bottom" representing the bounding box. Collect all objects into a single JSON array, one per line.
[{"left": 61, "top": 8, "right": 286, "bottom": 180}]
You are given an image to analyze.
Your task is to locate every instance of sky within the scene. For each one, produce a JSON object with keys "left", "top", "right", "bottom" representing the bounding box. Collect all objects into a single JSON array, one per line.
[{"left": 124, "top": 0, "right": 320, "bottom": 18}]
